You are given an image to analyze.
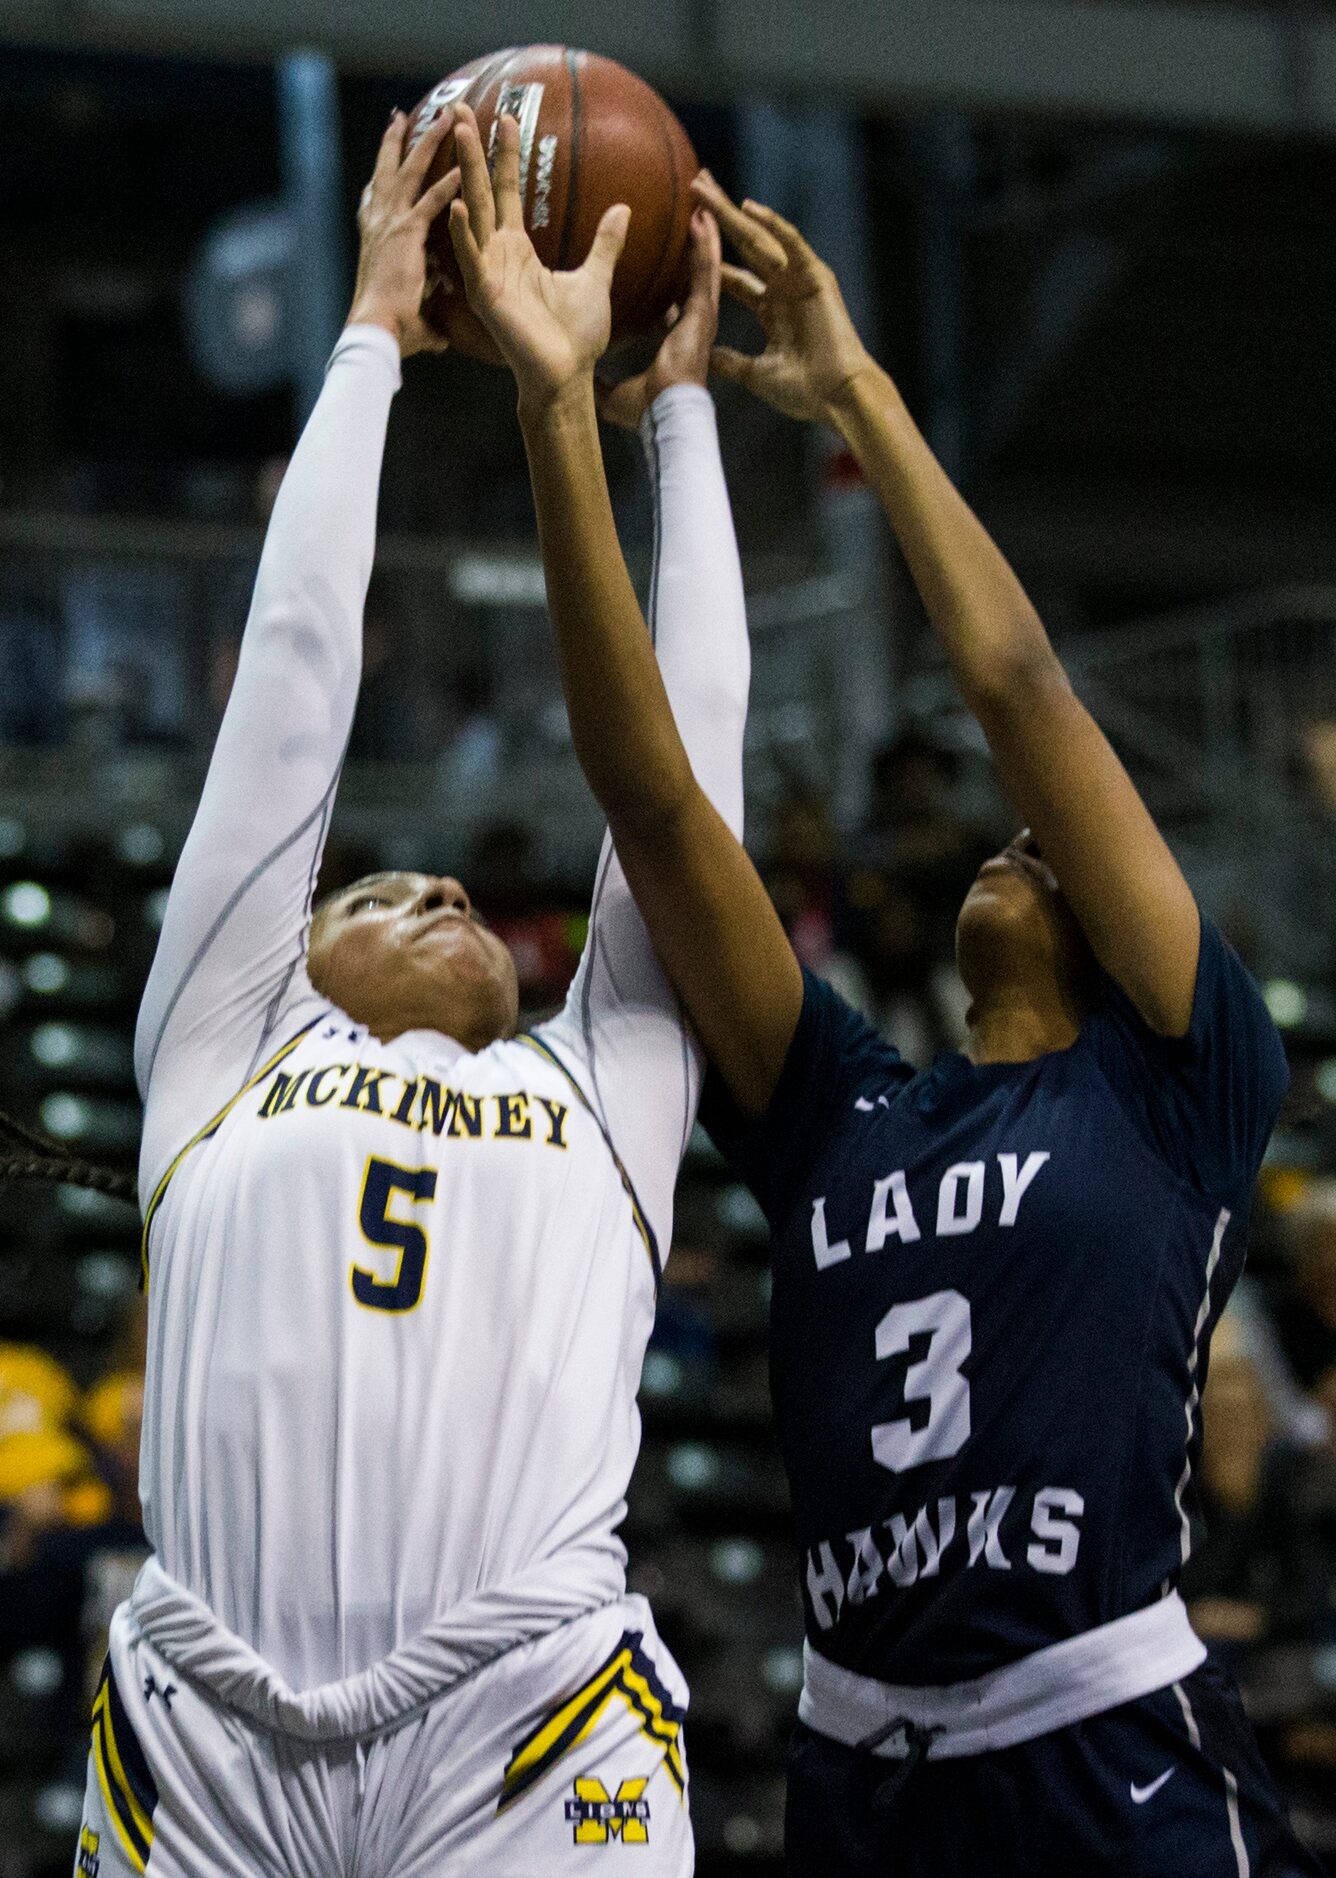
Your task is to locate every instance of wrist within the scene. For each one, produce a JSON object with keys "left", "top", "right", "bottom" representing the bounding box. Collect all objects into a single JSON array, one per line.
[
  {"left": 821, "top": 354, "right": 887, "bottom": 432},
  {"left": 346, "top": 301, "right": 404, "bottom": 351},
  {"left": 646, "top": 381, "right": 712, "bottom": 421},
  {"left": 516, "top": 371, "right": 598, "bottom": 433}
]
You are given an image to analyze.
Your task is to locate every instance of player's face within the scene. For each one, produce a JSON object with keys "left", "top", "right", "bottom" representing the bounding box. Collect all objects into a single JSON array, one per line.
[
  {"left": 307, "top": 872, "right": 519, "bottom": 1051},
  {"left": 955, "top": 831, "right": 1092, "bottom": 1003}
]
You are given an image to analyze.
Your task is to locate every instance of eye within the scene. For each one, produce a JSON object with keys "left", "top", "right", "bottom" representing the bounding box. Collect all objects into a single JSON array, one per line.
[{"left": 348, "top": 894, "right": 386, "bottom": 916}]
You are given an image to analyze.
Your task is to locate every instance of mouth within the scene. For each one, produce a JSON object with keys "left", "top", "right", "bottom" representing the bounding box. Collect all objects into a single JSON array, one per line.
[{"left": 412, "top": 908, "right": 473, "bottom": 941}]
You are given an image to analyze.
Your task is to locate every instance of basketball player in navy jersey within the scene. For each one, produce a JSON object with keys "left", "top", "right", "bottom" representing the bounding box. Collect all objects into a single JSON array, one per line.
[{"left": 450, "top": 118, "right": 1320, "bottom": 1876}]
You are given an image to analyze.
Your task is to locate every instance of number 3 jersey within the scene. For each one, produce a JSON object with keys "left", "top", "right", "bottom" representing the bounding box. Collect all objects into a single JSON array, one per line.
[{"left": 702, "top": 915, "right": 1288, "bottom": 1684}]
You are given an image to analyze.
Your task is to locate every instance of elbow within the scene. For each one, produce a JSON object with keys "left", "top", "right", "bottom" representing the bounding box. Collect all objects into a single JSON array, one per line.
[
  {"left": 600, "top": 755, "right": 697, "bottom": 850},
  {"left": 964, "top": 633, "right": 1070, "bottom": 728}
]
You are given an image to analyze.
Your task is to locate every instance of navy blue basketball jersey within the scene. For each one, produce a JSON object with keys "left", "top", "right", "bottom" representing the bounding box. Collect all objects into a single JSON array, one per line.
[{"left": 701, "top": 915, "right": 1288, "bottom": 1684}]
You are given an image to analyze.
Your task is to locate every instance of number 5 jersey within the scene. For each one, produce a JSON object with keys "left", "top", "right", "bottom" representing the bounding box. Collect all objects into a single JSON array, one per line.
[{"left": 131, "top": 328, "right": 751, "bottom": 1703}]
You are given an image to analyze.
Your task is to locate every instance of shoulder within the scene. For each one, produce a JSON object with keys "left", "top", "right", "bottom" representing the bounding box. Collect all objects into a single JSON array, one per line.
[
  {"left": 791, "top": 967, "right": 913, "bottom": 1086},
  {"left": 701, "top": 972, "right": 912, "bottom": 1228},
  {"left": 1081, "top": 913, "right": 1288, "bottom": 1200},
  {"left": 1088, "top": 914, "right": 1285, "bottom": 1086}
]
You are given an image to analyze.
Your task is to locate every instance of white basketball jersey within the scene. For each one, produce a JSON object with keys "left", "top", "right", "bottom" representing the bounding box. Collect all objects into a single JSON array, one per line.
[
  {"left": 140, "top": 1016, "right": 656, "bottom": 1690},
  {"left": 131, "top": 330, "right": 749, "bottom": 1698}
]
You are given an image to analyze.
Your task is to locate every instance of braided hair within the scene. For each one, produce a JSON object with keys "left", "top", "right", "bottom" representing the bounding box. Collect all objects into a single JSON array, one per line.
[{"left": 0, "top": 1106, "right": 137, "bottom": 1206}]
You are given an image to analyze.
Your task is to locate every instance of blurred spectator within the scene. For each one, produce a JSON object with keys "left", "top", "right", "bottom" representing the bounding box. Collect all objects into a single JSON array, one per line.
[
  {"left": 438, "top": 666, "right": 503, "bottom": 796},
  {"left": 82, "top": 1370, "right": 144, "bottom": 1531},
  {"left": 0, "top": 1343, "right": 112, "bottom": 1660},
  {"left": 843, "top": 731, "right": 991, "bottom": 1053},
  {"left": 764, "top": 780, "right": 843, "bottom": 973},
  {"left": 1301, "top": 717, "right": 1336, "bottom": 819},
  {"left": 1274, "top": 1182, "right": 1336, "bottom": 1416},
  {"left": 1183, "top": 1315, "right": 1336, "bottom": 1656}
]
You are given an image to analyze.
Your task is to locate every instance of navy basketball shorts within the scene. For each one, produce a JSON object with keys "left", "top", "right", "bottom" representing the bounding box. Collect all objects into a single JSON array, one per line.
[{"left": 785, "top": 1657, "right": 1325, "bottom": 1878}]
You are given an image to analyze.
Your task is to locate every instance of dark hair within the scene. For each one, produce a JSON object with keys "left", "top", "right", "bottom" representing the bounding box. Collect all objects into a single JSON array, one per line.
[{"left": 0, "top": 1107, "right": 137, "bottom": 1206}]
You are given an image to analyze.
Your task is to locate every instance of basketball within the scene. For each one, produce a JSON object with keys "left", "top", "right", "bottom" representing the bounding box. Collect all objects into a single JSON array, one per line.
[{"left": 407, "top": 47, "right": 698, "bottom": 361}]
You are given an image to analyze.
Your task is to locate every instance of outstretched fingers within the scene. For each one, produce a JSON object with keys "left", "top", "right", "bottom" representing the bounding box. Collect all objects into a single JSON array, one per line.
[
  {"left": 491, "top": 115, "right": 525, "bottom": 229},
  {"left": 454, "top": 105, "right": 496, "bottom": 245},
  {"left": 720, "top": 262, "right": 767, "bottom": 311},
  {"left": 738, "top": 195, "right": 815, "bottom": 273},
  {"left": 369, "top": 111, "right": 408, "bottom": 199},
  {"left": 580, "top": 203, "right": 631, "bottom": 292},
  {"left": 399, "top": 104, "right": 455, "bottom": 200},
  {"left": 709, "top": 344, "right": 759, "bottom": 388},
  {"left": 687, "top": 206, "right": 722, "bottom": 304},
  {"left": 691, "top": 170, "right": 787, "bottom": 280},
  {"left": 671, "top": 208, "right": 721, "bottom": 345},
  {"left": 415, "top": 166, "right": 462, "bottom": 227},
  {"left": 447, "top": 197, "right": 483, "bottom": 288}
]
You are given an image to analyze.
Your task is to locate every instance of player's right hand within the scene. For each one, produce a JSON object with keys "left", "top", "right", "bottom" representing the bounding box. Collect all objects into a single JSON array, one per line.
[
  {"left": 691, "top": 172, "right": 877, "bottom": 426},
  {"left": 448, "top": 104, "right": 629, "bottom": 410},
  {"left": 348, "top": 108, "right": 461, "bottom": 358}
]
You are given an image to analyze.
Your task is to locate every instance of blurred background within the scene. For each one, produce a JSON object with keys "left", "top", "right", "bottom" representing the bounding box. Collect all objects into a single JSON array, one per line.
[{"left": 2, "top": 0, "right": 1336, "bottom": 1870}]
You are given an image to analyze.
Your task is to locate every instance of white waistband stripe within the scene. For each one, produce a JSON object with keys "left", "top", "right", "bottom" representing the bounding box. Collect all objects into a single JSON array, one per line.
[
  {"left": 129, "top": 1552, "right": 620, "bottom": 1744},
  {"left": 798, "top": 1593, "right": 1205, "bottom": 1759}
]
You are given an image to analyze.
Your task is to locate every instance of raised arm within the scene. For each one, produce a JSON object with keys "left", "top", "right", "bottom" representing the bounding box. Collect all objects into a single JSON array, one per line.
[
  {"left": 447, "top": 110, "right": 802, "bottom": 1122},
  {"left": 695, "top": 174, "right": 1199, "bottom": 1038},
  {"left": 134, "top": 114, "right": 459, "bottom": 1186}
]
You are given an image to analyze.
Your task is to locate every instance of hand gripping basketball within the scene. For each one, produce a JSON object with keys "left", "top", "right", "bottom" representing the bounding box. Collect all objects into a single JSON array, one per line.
[
  {"left": 448, "top": 104, "right": 630, "bottom": 406},
  {"left": 594, "top": 208, "right": 722, "bottom": 432},
  {"left": 348, "top": 109, "right": 462, "bottom": 358}
]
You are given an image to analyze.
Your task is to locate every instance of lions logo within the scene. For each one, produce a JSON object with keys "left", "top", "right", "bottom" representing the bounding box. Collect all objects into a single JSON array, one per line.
[{"left": 564, "top": 1776, "right": 651, "bottom": 1845}]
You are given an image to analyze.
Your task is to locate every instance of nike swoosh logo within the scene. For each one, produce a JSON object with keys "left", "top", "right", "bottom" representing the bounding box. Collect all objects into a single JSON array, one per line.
[{"left": 1130, "top": 1769, "right": 1176, "bottom": 1804}]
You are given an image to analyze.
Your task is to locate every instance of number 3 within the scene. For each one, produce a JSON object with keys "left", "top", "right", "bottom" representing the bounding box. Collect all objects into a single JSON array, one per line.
[
  {"left": 871, "top": 1289, "right": 972, "bottom": 1473},
  {"left": 353, "top": 1156, "right": 438, "bottom": 1313}
]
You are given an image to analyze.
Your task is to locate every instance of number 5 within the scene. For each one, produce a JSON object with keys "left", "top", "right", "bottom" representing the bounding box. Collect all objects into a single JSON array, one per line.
[
  {"left": 871, "top": 1289, "right": 971, "bottom": 1473},
  {"left": 353, "top": 1157, "right": 438, "bottom": 1313}
]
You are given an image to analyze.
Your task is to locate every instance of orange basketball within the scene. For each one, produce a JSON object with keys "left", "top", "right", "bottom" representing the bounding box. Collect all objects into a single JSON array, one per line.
[{"left": 407, "top": 47, "right": 698, "bottom": 362}]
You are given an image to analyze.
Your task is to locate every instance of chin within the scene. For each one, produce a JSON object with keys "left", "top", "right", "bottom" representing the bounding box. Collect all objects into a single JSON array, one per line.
[
  {"left": 420, "top": 952, "right": 518, "bottom": 1049},
  {"left": 956, "top": 878, "right": 1053, "bottom": 977}
]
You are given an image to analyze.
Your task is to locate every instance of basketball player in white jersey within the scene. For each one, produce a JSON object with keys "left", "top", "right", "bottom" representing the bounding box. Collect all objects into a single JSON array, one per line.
[{"left": 74, "top": 108, "right": 748, "bottom": 1876}]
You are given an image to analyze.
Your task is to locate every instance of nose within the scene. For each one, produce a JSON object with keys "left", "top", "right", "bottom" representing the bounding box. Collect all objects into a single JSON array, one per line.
[
  {"left": 416, "top": 876, "right": 472, "bottom": 919},
  {"left": 1011, "top": 829, "right": 1042, "bottom": 861}
]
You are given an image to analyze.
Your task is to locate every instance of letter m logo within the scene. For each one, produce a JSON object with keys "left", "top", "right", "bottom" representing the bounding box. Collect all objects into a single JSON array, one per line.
[{"left": 564, "top": 1776, "right": 650, "bottom": 1844}]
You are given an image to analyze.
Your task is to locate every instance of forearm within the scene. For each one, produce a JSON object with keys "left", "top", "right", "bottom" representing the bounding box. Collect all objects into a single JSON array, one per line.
[
  {"left": 640, "top": 385, "right": 748, "bottom": 838},
  {"left": 136, "top": 325, "right": 398, "bottom": 1130},
  {"left": 519, "top": 382, "right": 696, "bottom": 837},
  {"left": 829, "top": 366, "right": 1061, "bottom": 712}
]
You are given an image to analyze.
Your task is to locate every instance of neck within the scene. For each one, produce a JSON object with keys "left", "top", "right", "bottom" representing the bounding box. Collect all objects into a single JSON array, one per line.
[{"left": 965, "top": 983, "right": 1082, "bottom": 1066}]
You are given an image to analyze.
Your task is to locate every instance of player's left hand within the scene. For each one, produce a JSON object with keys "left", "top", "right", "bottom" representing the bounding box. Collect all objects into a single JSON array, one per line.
[
  {"left": 595, "top": 208, "right": 721, "bottom": 430},
  {"left": 691, "top": 171, "right": 875, "bottom": 425},
  {"left": 448, "top": 105, "right": 630, "bottom": 408},
  {"left": 349, "top": 108, "right": 462, "bottom": 357}
]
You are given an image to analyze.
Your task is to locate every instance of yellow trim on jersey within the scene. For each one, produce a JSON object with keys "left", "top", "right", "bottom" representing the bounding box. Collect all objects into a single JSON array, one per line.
[
  {"left": 91, "top": 1681, "right": 152, "bottom": 1870},
  {"left": 139, "top": 1017, "right": 323, "bottom": 1290},
  {"left": 619, "top": 1660, "right": 687, "bottom": 1791},
  {"left": 513, "top": 1033, "right": 660, "bottom": 1288},
  {"left": 498, "top": 1632, "right": 686, "bottom": 1812}
]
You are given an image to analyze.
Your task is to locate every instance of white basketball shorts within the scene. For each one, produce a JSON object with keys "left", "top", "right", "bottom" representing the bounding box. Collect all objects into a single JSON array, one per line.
[{"left": 74, "top": 1594, "right": 693, "bottom": 1876}]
